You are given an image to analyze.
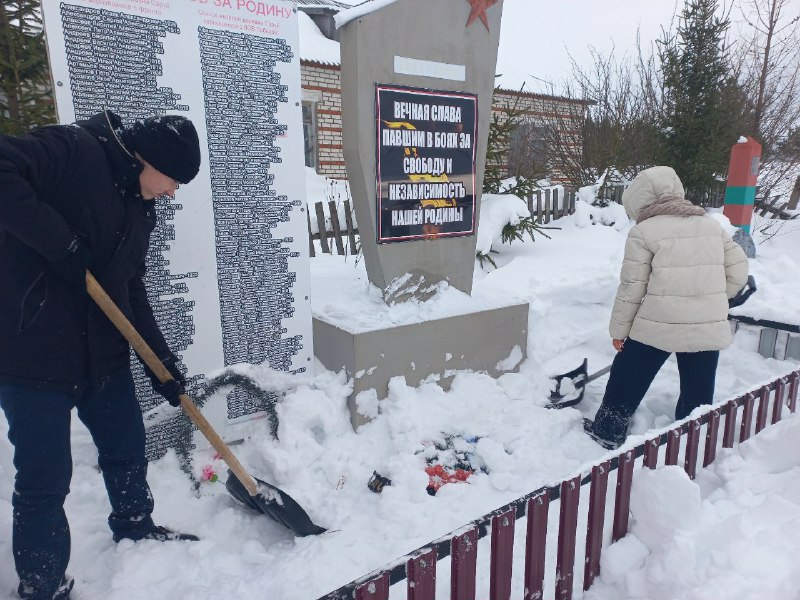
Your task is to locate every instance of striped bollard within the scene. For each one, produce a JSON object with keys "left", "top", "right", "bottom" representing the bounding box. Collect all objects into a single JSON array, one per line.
[{"left": 723, "top": 137, "right": 760, "bottom": 257}]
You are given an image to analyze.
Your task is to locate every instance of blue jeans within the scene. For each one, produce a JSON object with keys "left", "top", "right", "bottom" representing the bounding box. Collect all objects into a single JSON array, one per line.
[
  {"left": 592, "top": 338, "right": 719, "bottom": 443},
  {"left": 0, "top": 368, "right": 154, "bottom": 600}
]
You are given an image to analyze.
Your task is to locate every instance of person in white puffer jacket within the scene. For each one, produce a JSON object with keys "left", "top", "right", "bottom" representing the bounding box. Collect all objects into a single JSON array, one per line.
[{"left": 584, "top": 166, "right": 749, "bottom": 449}]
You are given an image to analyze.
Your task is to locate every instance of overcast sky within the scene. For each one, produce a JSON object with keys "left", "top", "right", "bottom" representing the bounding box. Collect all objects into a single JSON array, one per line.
[
  {"left": 493, "top": 0, "right": 800, "bottom": 92},
  {"left": 496, "top": 0, "right": 681, "bottom": 90}
]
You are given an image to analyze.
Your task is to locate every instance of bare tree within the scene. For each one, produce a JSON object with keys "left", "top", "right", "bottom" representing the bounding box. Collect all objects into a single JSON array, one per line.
[
  {"left": 537, "top": 45, "right": 662, "bottom": 189},
  {"left": 735, "top": 0, "right": 800, "bottom": 198}
]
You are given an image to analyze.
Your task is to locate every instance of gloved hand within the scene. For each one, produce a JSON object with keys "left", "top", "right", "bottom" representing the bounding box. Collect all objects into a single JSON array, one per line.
[
  {"left": 146, "top": 358, "right": 187, "bottom": 407},
  {"left": 48, "top": 236, "right": 91, "bottom": 288}
]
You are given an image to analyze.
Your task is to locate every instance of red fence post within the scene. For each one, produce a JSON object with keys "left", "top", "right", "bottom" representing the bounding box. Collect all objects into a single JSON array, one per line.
[
  {"left": 788, "top": 372, "right": 799, "bottom": 413},
  {"left": 407, "top": 549, "right": 437, "bottom": 600},
  {"left": 612, "top": 451, "right": 635, "bottom": 542},
  {"left": 356, "top": 573, "right": 390, "bottom": 600},
  {"left": 740, "top": 393, "right": 755, "bottom": 442},
  {"left": 555, "top": 475, "right": 581, "bottom": 600},
  {"left": 772, "top": 379, "right": 785, "bottom": 425},
  {"left": 524, "top": 493, "right": 549, "bottom": 600},
  {"left": 723, "top": 399, "right": 737, "bottom": 448},
  {"left": 643, "top": 438, "right": 659, "bottom": 469},
  {"left": 703, "top": 410, "right": 721, "bottom": 467},
  {"left": 490, "top": 509, "right": 516, "bottom": 600},
  {"left": 684, "top": 420, "right": 701, "bottom": 479},
  {"left": 755, "top": 386, "right": 770, "bottom": 434},
  {"left": 584, "top": 461, "right": 611, "bottom": 591},
  {"left": 451, "top": 528, "right": 477, "bottom": 600},
  {"left": 665, "top": 428, "right": 681, "bottom": 466}
]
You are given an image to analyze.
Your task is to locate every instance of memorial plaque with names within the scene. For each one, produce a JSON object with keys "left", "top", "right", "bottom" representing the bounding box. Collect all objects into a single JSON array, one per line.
[{"left": 42, "top": 0, "right": 312, "bottom": 458}]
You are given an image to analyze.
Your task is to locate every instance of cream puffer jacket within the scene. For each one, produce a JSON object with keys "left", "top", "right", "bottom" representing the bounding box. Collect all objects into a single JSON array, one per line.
[{"left": 609, "top": 167, "right": 749, "bottom": 353}]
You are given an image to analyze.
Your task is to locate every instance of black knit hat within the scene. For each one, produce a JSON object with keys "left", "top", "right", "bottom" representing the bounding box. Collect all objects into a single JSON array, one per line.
[{"left": 127, "top": 115, "right": 201, "bottom": 184}]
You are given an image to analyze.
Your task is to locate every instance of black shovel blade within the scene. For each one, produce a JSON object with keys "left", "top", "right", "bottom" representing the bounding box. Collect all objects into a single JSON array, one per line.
[
  {"left": 548, "top": 358, "right": 588, "bottom": 408},
  {"left": 225, "top": 469, "right": 326, "bottom": 537}
]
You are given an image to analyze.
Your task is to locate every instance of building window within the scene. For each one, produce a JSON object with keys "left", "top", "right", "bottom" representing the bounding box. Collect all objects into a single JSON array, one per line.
[
  {"left": 509, "top": 122, "right": 548, "bottom": 176},
  {"left": 302, "top": 100, "right": 317, "bottom": 169}
]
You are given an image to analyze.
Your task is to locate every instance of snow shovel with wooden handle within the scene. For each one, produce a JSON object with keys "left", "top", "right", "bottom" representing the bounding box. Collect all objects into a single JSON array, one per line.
[{"left": 85, "top": 272, "right": 326, "bottom": 537}]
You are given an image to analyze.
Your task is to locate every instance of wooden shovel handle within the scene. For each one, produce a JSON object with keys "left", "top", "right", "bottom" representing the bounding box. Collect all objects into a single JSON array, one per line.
[{"left": 85, "top": 271, "right": 259, "bottom": 497}]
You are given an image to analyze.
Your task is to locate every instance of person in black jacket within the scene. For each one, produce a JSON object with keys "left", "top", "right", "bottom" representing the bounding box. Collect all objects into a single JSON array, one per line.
[{"left": 0, "top": 110, "right": 202, "bottom": 600}]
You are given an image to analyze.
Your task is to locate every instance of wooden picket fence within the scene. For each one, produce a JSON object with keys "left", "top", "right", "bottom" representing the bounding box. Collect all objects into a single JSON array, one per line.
[
  {"left": 317, "top": 368, "right": 800, "bottom": 600},
  {"left": 305, "top": 188, "right": 604, "bottom": 256},
  {"left": 306, "top": 182, "right": 760, "bottom": 257},
  {"left": 307, "top": 199, "right": 359, "bottom": 257}
]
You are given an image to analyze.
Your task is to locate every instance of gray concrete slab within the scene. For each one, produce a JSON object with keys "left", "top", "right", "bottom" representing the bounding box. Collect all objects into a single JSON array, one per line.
[{"left": 314, "top": 301, "right": 529, "bottom": 428}]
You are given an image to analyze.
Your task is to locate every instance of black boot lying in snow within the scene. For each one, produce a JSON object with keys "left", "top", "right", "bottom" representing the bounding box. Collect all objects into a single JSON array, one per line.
[
  {"left": 114, "top": 525, "right": 200, "bottom": 543},
  {"left": 583, "top": 418, "right": 625, "bottom": 450}
]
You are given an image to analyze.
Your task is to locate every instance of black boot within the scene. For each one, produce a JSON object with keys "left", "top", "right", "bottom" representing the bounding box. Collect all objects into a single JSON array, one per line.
[
  {"left": 17, "top": 575, "right": 73, "bottom": 600},
  {"left": 114, "top": 525, "right": 199, "bottom": 543},
  {"left": 583, "top": 418, "right": 624, "bottom": 450}
]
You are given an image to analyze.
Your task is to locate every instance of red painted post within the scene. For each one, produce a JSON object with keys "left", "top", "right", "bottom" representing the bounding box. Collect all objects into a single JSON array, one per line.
[
  {"left": 524, "top": 493, "right": 549, "bottom": 600},
  {"left": 684, "top": 420, "right": 701, "bottom": 479},
  {"left": 356, "top": 573, "right": 390, "bottom": 600},
  {"left": 490, "top": 510, "right": 515, "bottom": 600},
  {"left": 772, "top": 379, "right": 785, "bottom": 425},
  {"left": 703, "top": 410, "right": 721, "bottom": 467},
  {"left": 723, "top": 136, "right": 761, "bottom": 234},
  {"left": 584, "top": 461, "right": 611, "bottom": 591},
  {"left": 788, "top": 373, "right": 799, "bottom": 413},
  {"left": 451, "top": 528, "right": 477, "bottom": 600},
  {"left": 407, "top": 549, "right": 437, "bottom": 600},
  {"left": 643, "top": 438, "right": 659, "bottom": 469},
  {"left": 740, "top": 393, "right": 755, "bottom": 442},
  {"left": 665, "top": 428, "right": 681, "bottom": 466},
  {"left": 755, "top": 386, "right": 770, "bottom": 434},
  {"left": 612, "top": 451, "right": 635, "bottom": 542},
  {"left": 723, "top": 399, "right": 738, "bottom": 448},
  {"left": 555, "top": 475, "right": 581, "bottom": 600}
]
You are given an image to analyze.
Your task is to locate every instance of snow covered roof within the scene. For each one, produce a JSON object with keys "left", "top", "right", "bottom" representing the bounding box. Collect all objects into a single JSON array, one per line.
[{"left": 298, "top": 10, "right": 341, "bottom": 65}]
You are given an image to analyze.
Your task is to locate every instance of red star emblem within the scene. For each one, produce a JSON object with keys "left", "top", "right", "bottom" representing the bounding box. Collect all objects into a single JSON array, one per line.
[{"left": 466, "top": 0, "right": 498, "bottom": 31}]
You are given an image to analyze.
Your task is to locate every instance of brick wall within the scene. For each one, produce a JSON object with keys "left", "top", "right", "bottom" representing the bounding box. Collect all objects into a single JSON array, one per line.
[
  {"left": 301, "top": 61, "right": 346, "bottom": 179},
  {"left": 300, "top": 61, "right": 586, "bottom": 183}
]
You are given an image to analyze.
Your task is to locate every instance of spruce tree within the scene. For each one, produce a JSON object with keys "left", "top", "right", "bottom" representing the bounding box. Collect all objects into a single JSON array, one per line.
[
  {"left": 1, "top": 0, "right": 55, "bottom": 135},
  {"left": 658, "top": 0, "right": 744, "bottom": 200}
]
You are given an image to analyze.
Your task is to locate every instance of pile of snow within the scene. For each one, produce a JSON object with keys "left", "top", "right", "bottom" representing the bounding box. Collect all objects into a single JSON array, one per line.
[
  {"left": 475, "top": 193, "right": 531, "bottom": 255},
  {"left": 587, "top": 415, "right": 800, "bottom": 600},
  {"left": 573, "top": 199, "right": 630, "bottom": 231}
]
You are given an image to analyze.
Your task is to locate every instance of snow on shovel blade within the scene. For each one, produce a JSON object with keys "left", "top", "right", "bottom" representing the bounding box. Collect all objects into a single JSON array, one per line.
[
  {"left": 225, "top": 469, "right": 326, "bottom": 537},
  {"left": 548, "top": 358, "right": 588, "bottom": 408}
]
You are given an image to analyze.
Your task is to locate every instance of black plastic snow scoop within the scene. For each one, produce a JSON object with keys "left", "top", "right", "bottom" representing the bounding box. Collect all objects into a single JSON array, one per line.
[
  {"left": 549, "top": 276, "right": 758, "bottom": 409},
  {"left": 548, "top": 359, "right": 612, "bottom": 408},
  {"left": 85, "top": 272, "right": 326, "bottom": 537}
]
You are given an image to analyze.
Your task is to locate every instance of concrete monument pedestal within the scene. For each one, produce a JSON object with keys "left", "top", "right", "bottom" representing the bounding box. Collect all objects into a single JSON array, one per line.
[{"left": 313, "top": 300, "right": 528, "bottom": 428}]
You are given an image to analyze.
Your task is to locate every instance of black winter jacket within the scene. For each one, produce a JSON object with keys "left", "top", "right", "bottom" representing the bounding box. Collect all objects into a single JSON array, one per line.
[{"left": 0, "top": 111, "right": 172, "bottom": 393}]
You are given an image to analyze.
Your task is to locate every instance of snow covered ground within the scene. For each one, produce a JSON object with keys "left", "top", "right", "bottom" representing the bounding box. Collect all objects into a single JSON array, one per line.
[{"left": 1, "top": 206, "right": 798, "bottom": 600}]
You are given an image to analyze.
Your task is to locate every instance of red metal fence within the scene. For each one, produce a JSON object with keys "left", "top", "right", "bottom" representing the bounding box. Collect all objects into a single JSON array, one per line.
[{"left": 318, "top": 369, "right": 800, "bottom": 600}]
